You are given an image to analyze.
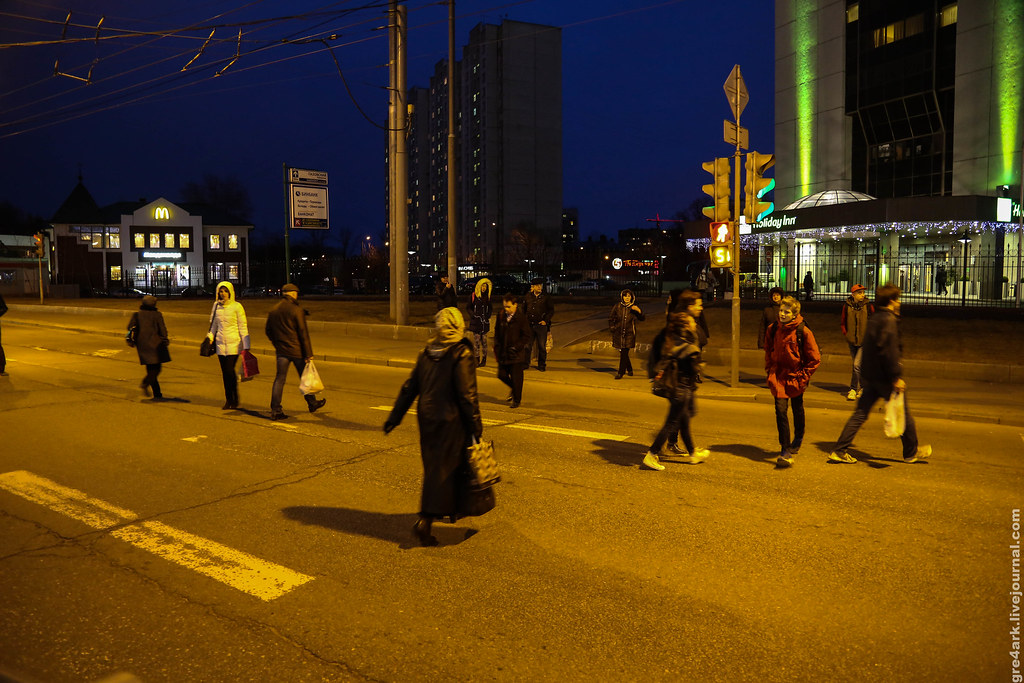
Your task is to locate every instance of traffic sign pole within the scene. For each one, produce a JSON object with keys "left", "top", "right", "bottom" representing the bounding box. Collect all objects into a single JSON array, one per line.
[{"left": 724, "top": 65, "right": 748, "bottom": 389}]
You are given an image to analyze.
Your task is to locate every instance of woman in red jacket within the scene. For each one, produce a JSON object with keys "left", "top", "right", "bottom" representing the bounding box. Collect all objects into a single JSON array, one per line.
[{"left": 764, "top": 296, "right": 821, "bottom": 468}]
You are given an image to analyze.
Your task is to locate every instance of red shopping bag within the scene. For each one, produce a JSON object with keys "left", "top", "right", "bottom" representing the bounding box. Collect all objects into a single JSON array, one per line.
[{"left": 241, "top": 350, "right": 259, "bottom": 380}]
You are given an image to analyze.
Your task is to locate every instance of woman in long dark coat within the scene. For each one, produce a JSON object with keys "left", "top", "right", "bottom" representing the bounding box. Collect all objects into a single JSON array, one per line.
[
  {"left": 384, "top": 308, "right": 486, "bottom": 546},
  {"left": 128, "top": 295, "right": 170, "bottom": 400},
  {"left": 608, "top": 288, "right": 644, "bottom": 379}
]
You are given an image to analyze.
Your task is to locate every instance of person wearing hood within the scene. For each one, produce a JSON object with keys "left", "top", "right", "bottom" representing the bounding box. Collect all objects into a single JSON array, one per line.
[
  {"left": 206, "top": 281, "right": 250, "bottom": 410},
  {"left": 609, "top": 289, "right": 645, "bottom": 379},
  {"left": 466, "top": 278, "right": 493, "bottom": 367},
  {"left": 384, "top": 308, "right": 488, "bottom": 546},
  {"left": 840, "top": 283, "right": 874, "bottom": 400},
  {"left": 758, "top": 286, "right": 785, "bottom": 349},
  {"left": 265, "top": 284, "right": 326, "bottom": 420},
  {"left": 129, "top": 295, "right": 170, "bottom": 400},
  {"left": 764, "top": 296, "right": 821, "bottom": 468},
  {"left": 0, "top": 291, "right": 7, "bottom": 376},
  {"left": 493, "top": 293, "right": 532, "bottom": 408},
  {"left": 642, "top": 310, "right": 710, "bottom": 470}
]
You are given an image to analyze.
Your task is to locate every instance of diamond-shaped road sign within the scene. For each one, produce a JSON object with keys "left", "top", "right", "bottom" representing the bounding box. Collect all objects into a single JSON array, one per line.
[{"left": 724, "top": 64, "right": 749, "bottom": 122}]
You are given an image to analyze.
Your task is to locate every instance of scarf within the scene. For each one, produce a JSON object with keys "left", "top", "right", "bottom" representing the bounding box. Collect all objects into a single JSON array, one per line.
[{"left": 427, "top": 307, "right": 466, "bottom": 356}]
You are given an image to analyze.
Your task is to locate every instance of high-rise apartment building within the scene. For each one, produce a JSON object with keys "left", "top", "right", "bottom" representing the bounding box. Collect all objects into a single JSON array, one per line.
[{"left": 403, "top": 19, "right": 562, "bottom": 274}]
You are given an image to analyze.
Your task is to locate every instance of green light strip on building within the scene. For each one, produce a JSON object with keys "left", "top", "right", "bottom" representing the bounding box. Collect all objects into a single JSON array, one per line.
[
  {"left": 793, "top": 0, "right": 816, "bottom": 195},
  {"left": 995, "top": 0, "right": 1023, "bottom": 184}
]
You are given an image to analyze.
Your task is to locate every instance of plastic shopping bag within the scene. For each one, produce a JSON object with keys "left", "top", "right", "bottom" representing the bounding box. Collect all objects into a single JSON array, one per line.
[
  {"left": 883, "top": 390, "right": 905, "bottom": 438},
  {"left": 298, "top": 360, "right": 325, "bottom": 395},
  {"left": 241, "top": 349, "right": 259, "bottom": 381}
]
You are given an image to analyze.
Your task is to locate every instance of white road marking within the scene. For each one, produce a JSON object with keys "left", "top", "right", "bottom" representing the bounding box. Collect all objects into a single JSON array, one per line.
[
  {"left": 0, "top": 470, "right": 313, "bottom": 601},
  {"left": 181, "top": 435, "right": 207, "bottom": 443},
  {"left": 90, "top": 350, "right": 122, "bottom": 358},
  {"left": 369, "top": 406, "right": 627, "bottom": 441}
]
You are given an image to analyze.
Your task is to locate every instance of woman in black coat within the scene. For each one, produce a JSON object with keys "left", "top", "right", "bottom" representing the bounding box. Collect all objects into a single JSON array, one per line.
[
  {"left": 384, "top": 308, "right": 486, "bottom": 546},
  {"left": 128, "top": 295, "right": 170, "bottom": 399},
  {"left": 466, "top": 278, "right": 493, "bottom": 366},
  {"left": 608, "top": 288, "right": 644, "bottom": 379}
]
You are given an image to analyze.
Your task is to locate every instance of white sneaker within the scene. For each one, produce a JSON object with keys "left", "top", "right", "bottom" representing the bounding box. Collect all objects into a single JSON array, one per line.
[
  {"left": 904, "top": 444, "right": 932, "bottom": 463},
  {"left": 679, "top": 448, "right": 710, "bottom": 464},
  {"left": 641, "top": 452, "right": 665, "bottom": 471},
  {"left": 846, "top": 389, "right": 857, "bottom": 401}
]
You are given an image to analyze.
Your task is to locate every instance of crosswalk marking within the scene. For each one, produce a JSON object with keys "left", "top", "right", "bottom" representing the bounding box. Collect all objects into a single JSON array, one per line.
[
  {"left": 0, "top": 471, "right": 313, "bottom": 601},
  {"left": 369, "top": 406, "right": 628, "bottom": 441}
]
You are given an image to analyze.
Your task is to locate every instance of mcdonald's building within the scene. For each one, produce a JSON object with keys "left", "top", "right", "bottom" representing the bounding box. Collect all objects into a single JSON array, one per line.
[{"left": 47, "top": 180, "right": 253, "bottom": 295}]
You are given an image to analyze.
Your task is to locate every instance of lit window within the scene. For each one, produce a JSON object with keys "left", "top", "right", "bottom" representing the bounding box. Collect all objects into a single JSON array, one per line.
[
  {"left": 227, "top": 234, "right": 239, "bottom": 250},
  {"left": 80, "top": 231, "right": 92, "bottom": 243},
  {"left": 209, "top": 235, "right": 222, "bottom": 250},
  {"left": 228, "top": 264, "right": 240, "bottom": 280},
  {"left": 110, "top": 265, "right": 122, "bottom": 281},
  {"left": 108, "top": 233, "right": 120, "bottom": 249},
  {"left": 164, "top": 233, "right": 175, "bottom": 248},
  {"left": 149, "top": 233, "right": 160, "bottom": 248},
  {"left": 846, "top": 2, "right": 858, "bottom": 22},
  {"left": 179, "top": 233, "right": 190, "bottom": 249},
  {"left": 209, "top": 263, "right": 223, "bottom": 280},
  {"left": 134, "top": 233, "right": 145, "bottom": 249},
  {"left": 940, "top": 3, "right": 957, "bottom": 26},
  {"left": 91, "top": 233, "right": 103, "bottom": 249}
]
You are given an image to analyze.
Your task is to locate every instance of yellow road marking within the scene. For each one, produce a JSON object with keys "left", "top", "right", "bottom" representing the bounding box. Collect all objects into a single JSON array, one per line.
[
  {"left": 0, "top": 470, "right": 313, "bottom": 601},
  {"left": 369, "top": 407, "right": 627, "bottom": 441}
]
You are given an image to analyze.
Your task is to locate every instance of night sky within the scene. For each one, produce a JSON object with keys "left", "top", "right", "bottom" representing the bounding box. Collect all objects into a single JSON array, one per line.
[{"left": 0, "top": 0, "right": 774, "bottom": 247}]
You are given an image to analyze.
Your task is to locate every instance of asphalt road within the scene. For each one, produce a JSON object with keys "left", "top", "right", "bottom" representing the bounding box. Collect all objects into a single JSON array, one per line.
[{"left": 0, "top": 324, "right": 1020, "bottom": 682}]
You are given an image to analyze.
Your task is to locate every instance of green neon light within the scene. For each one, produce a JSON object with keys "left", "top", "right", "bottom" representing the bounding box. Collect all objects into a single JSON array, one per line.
[
  {"left": 995, "top": 0, "right": 1024, "bottom": 184},
  {"left": 793, "top": 0, "right": 816, "bottom": 196}
]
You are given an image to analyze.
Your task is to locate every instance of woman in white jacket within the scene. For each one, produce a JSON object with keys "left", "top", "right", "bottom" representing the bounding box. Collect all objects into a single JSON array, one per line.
[{"left": 206, "top": 281, "right": 250, "bottom": 409}]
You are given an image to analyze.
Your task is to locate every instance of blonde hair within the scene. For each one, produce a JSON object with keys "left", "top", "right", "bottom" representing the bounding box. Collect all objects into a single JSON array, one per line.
[{"left": 780, "top": 295, "right": 801, "bottom": 314}]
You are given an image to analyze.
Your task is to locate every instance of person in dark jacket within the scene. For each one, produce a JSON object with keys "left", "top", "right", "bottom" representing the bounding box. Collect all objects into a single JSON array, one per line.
[
  {"left": 466, "top": 278, "right": 493, "bottom": 366},
  {"left": 840, "top": 283, "right": 874, "bottom": 400},
  {"left": 384, "top": 307, "right": 487, "bottom": 546},
  {"left": 265, "top": 284, "right": 325, "bottom": 420},
  {"left": 764, "top": 296, "right": 821, "bottom": 468},
  {"left": 803, "top": 272, "right": 814, "bottom": 300},
  {"left": 679, "top": 289, "right": 709, "bottom": 350},
  {"left": 609, "top": 289, "right": 645, "bottom": 379},
  {"left": 829, "top": 285, "right": 932, "bottom": 464},
  {"left": 493, "top": 293, "right": 532, "bottom": 408},
  {"left": 757, "top": 286, "right": 784, "bottom": 349},
  {"left": 436, "top": 274, "right": 457, "bottom": 310},
  {"left": 524, "top": 277, "right": 554, "bottom": 371},
  {"left": 642, "top": 310, "right": 709, "bottom": 470},
  {"left": 129, "top": 295, "right": 170, "bottom": 400},
  {"left": 0, "top": 291, "right": 7, "bottom": 376}
]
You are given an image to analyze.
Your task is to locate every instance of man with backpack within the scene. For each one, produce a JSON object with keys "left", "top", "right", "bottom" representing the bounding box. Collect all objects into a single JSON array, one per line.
[{"left": 764, "top": 296, "right": 821, "bottom": 468}]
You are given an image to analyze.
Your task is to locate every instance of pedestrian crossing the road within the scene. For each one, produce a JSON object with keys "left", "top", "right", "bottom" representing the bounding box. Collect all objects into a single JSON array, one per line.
[
  {"left": 368, "top": 406, "right": 629, "bottom": 442},
  {"left": 0, "top": 470, "right": 313, "bottom": 601}
]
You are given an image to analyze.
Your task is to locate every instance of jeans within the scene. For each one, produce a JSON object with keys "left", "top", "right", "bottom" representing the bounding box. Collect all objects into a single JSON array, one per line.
[
  {"left": 497, "top": 363, "right": 524, "bottom": 403},
  {"left": 471, "top": 332, "right": 487, "bottom": 365},
  {"left": 848, "top": 342, "right": 862, "bottom": 392},
  {"left": 218, "top": 354, "right": 239, "bottom": 405},
  {"left": 774, "top": 395, "right": 805, "bottom": 453},
  {"left": 143, "top": 363, "right": 162, "bottom": 398},
  {"left": 833, "top": 385, "right": 919, "bottom": 459},
  {"left": 617, "top": 349, "right": 633, "bottom": 376},
  {"left": 530, "top": 324, "right": 548, "bottom": 369},
  {"left": 651, "top": 394, "right": 695, "bottom": 454},
  {"left": 271, "top": 356, "right": 309, "bottom": 413}
]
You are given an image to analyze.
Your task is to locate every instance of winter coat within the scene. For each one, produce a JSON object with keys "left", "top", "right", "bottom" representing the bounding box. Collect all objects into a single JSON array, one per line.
[
  {"left": 387, "top": 338, "right": 483, "bottom": 519},
  {"left": 652, "top": 329, "right": 702, "bottom": 401},
  {"left": 209, "top": 281, "right": 250, "bottom": 356},
  {"left": 609, "top": 290, "right": 645, "bottom": 349},
  {"left": 524, "top": 291, "right": 553, "bottom": 326},
  {"left": 493, "top": 309, "right": 532, "bottom": 365},
  {"left": 0, "top": 293, "right": 7, "bottom": 319},
  {"left": 840, "top": 297, "right": 874, "bottom": 346},
  {"left": 265, "top": 296, "right": 313, "bottom": 359},
  {"left": 466, "top": 279, "right": 493, "bottom": 334},
  {"left": 859, "top": 308, "right": 903, "bottom": 394},
  {"left": 129, "top": 304, "right": 169, "bottom": 366},
  {"left": 764, "top": 314, "right": 821, "bottom": 398},
  {"left": 437, "top": 283, "right": 458, "bottom": 310},
  {"left": 757, "top": 302, "right": 780, "bottom": 349}
]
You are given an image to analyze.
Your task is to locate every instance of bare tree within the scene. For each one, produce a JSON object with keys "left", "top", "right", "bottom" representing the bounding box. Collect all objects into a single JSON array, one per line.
[{"left": 179, "top": 174, "right": 252, "bottom": 220}]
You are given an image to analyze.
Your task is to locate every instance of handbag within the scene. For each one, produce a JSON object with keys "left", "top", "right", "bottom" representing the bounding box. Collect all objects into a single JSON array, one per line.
[
  {"left": 199, "top": 336, "right": 216, "bottom": 357},
  {"left": 883, "top": 390, "right": 906, "bottom": 438},
  {"left": 125, "top": 325, "right": 137, "bottom": 348},
  {"left": 241, "top": 349, "right": 259, "bottom": 380},
  {"left": 466, "top": 436, "right": 500, "bottom": 490},
  {"left": 298, "top": 360, "right": 325, "bottom": 394}
]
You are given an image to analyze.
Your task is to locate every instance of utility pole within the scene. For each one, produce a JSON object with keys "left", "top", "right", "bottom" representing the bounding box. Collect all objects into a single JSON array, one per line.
[
  {"left": 723, "top": 65, "right": 749, "bottom": 389},
  {"left": 388, "top": 2, "right": 398, "bottom": 320},
  {"left": 446, "top": 0, "right": 457, "bottom": 285},
  {"left": 393, "top": 4, "right": 409, "bottom": 323}
]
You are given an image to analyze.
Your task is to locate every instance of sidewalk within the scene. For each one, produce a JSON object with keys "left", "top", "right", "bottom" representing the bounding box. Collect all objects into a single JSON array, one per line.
[{"left": 7, "top": 303, "right": 1024, "bottom": 428}]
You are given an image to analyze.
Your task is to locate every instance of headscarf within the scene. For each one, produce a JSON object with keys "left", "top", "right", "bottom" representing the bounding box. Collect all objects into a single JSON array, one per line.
[{"left": 428, "top": 306, "right": 466, "bottom": 355}]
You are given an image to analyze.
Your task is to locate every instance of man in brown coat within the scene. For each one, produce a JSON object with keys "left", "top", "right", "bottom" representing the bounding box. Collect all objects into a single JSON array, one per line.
[{"left": 265, "top": 284, "right": 326, "bottom": 419}]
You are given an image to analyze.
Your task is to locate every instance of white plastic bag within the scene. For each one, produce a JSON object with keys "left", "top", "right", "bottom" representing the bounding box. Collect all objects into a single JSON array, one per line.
[
  {"left": 883, "top": 390, "right": 905, "bottom": 438},
  {"left": 298, "top": 360, "right": 325, "bottom": 395}
]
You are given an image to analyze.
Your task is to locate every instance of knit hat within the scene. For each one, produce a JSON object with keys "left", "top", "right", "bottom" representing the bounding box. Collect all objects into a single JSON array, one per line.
[
  {"left": 142, "top": 295, "right": 158, "bottom": 307},
  {"left": 281, "top": 283, "right": 299, "bottom": 293},
  {"left": 851, "top": 284, "right": 866, "bottom": 293}
]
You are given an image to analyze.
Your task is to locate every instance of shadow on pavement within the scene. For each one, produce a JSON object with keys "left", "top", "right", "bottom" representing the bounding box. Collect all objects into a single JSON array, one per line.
[
  {"left": 710, "top": 442, "right": 778, "bottom": 466},
  {"left": 812, "top": 381, "right": 850, "bottom": 395},
  {"left": 282, "top": 506, "right": 477, "bottom": 548},
  {"left": 591, "top": 438, "right": 642, "bottom": 467}
]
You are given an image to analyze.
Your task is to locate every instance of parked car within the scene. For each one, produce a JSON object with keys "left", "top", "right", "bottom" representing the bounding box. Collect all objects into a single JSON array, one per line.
[
  {"left": 109, "top": 288, "right": 146, "bottom": 298},
  {"left": 240, "top": 285, "right": 277, "bottom": 298},
  {"left": 568, "top": 279, "right": 610, "bottom": 296}
]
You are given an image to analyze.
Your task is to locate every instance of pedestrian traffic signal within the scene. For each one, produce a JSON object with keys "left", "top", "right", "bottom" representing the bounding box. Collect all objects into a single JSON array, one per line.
[
  {"left": 701, "top": 158, "right": 732, "bottom": 222},
  {"left": 709, "top": 221, "right": 733, "bottom": 246},
  {"left": 744, "top": 151, "right": 776, "bottom": 223},
  {"left": 710, "top": 244, "right": 732, "bottom": 267}
]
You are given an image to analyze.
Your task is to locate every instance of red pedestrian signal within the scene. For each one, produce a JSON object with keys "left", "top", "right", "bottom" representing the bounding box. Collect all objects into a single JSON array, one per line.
[{"left": 709, "top": 221, "right": 733, "bottom": 246}]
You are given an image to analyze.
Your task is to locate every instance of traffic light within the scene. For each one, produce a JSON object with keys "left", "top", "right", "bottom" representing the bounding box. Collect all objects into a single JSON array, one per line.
[
  {"left": 709, "top": 221, "right": 733, "bottom": 268},
  {"left": 744, "top": 151, "right": 776, "bottom": 223},
  {"left": 32, "top": 233, "right": 43, "bottom": 258},
  {"left": 701, "top": 158, "right": 732, "bottom": 222}
]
